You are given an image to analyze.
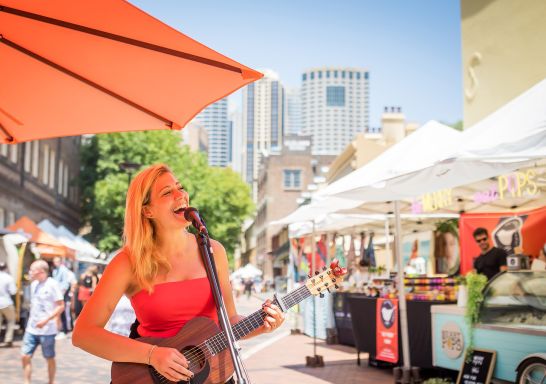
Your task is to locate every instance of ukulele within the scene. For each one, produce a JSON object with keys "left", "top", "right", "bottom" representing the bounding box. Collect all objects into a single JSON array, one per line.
[{"left": 111, "top": 259, "right": 347, "bottom": 384}]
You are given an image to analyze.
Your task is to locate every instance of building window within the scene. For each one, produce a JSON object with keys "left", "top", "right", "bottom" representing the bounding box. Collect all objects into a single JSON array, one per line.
[
  {"left": 31, "top": 141, "right": 39, "bottom": 178},
  {"left": 42, "top": 144, "right": 49, "bottom": 184},
  {"left": 24, "top": 142, "right": 31, "bottom": 172},
  {"left": 342, "top": 71, "right": 346, "bottom": 78},
  {"left": 9, "top": 145, "right": 17, "bottom": 163},
  {"left": 365, "top": 72, "right": 369, "bottom": 79},
  {"left": 310, "top": 72, "right": 314, "bottom": 80},
  {"left": 318, "top": 71, "right": 322, "bottom": 79},
  {"left": 49, "top": 149, "right": 55, "bottom": 189},
  {"left": 326, "top": 86, "right": 345, "bottom": 107},
  {"left": 283, "top": 169, "right": 302, "bottom": 190},
  {"left": 7, "top": 211, "right": 15, "bottom": 226},
  {"left": 58, "top": 159, "right": 64, "bottom": 193},
  {"left": 63, "top": 165, "right": 69, "bottom": 197},
  {"left": 356, "top": 72, "right": 361, "bottom": 80},
  {"left": 302, "top": 73, "right": 307, "bottom": 81},
  {"left": 326, "top": 71, "right": 330, "bottom": 78},
  {"left": 0, "top": 208, "right": 4, "bottom": 227},
  {"left": 0, "top": 144, "right": 7, "bottom": 157}
]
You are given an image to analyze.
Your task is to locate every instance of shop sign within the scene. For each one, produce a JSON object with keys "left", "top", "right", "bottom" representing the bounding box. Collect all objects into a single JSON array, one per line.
[
  {"left": 376, "top": 298, "right": 399, "bottom": 363},
  {"left": 441, "top": 321, "right": 464, "bottom": 359},
  {"left": 473, "top": 170, "right": 539, "bottom": 204},
  {"left": 411, "top": 188, "right": 453, "bottom": 214}
]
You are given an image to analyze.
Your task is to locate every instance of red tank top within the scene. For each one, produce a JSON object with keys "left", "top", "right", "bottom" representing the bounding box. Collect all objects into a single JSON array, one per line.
[{"left": 130, "top": 277, "right": 218, "bottom": 338}]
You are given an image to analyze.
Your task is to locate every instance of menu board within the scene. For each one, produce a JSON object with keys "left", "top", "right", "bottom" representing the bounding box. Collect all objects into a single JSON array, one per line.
[{"left": 456, "top": 349, "right": 496, "bottom": 384}]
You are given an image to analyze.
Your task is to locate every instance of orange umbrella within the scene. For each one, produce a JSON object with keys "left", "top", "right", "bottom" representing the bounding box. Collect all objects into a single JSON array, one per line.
[
  {"left": 7, "top": 216, "right": 75, "bottom": 259},
  {"left": 0, "top": 0, "right": 262, "bottom": 144}
]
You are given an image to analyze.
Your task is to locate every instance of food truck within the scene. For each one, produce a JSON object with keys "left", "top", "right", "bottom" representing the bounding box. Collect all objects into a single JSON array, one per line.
[{"left": 431, "top": 271, "right": 546, "bottom": 383}]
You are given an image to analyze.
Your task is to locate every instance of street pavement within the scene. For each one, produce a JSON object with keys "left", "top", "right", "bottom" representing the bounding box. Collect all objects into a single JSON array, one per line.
[{"left": 0, "top": 292, "right": 393, "bottom": 383}]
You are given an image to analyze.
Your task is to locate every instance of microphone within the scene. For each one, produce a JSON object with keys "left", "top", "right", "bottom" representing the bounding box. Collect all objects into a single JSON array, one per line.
[{"left": 184, "top": 207, "right": 208, "bottom": 235}]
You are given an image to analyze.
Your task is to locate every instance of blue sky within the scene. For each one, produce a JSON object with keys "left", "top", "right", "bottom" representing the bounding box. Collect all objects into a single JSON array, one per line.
[{"left": 132, "top": 0, "right": 462, "bottom": 129}]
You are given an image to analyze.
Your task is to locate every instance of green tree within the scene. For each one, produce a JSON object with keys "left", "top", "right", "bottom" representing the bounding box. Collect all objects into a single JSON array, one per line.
[{"left": 80, "top": 131, "right": 254, "bottom": 260}]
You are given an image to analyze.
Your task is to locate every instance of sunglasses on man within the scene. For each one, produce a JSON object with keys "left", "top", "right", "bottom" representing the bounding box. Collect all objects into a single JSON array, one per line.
[{"left": 475, "top": 236, "right": 488, "bottom": 243}]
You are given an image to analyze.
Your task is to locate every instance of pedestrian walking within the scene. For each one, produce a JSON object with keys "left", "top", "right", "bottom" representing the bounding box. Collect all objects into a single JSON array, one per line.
[
  {"left": 52, "top": 257, "right": 76, "bottom": 338},
  {"left": 72, "top": 163, "right": 285, "bottom": 383},
  {"left": 0, "top": 261, "right": 17, "bottom": 348},
  {"left": 21, "top": 260, "right": 64, "bottom": 384},
  {"left": 77, "top": 265, "right": 98, "bottom": 310},
  {"left": 244, "top": 278, "right": 254, "bottom": 299}
]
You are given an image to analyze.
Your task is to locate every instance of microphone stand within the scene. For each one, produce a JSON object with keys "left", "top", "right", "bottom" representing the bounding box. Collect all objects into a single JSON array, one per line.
[{"left": 194, "top": 229, "right": 251, "bottom": 384}]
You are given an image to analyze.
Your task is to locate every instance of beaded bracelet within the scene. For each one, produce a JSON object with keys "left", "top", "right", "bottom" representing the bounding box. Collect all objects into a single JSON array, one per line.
[{"left": 147, "top": 345, "right": 158, "bottom": 366}]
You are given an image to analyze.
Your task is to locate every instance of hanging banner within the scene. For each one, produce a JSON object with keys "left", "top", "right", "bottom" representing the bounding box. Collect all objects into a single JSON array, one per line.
[
  {"left": 376, "top": 298, "right": 399, "bottom": 363},
  {"left": 459, "top": 206, "right": 546, "bottom": 274}
]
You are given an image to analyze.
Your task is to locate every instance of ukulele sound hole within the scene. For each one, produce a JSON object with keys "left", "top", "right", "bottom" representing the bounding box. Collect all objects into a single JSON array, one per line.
[{"left": 182, "top": 345, "right": 206, "bottom": 372}]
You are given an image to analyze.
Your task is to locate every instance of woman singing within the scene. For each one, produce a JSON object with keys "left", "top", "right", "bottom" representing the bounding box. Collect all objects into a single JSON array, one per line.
[{"left": 72, "top": 163, "right": 284, "bottom": 383}]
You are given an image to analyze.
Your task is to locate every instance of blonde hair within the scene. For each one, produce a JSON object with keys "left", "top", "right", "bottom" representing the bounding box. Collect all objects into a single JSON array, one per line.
[
  {"left": 123, "top": 163, "right": 172, "bottom": 292},
  {"left": 31, "top": 259, "right": 49, "bottom": 273}
]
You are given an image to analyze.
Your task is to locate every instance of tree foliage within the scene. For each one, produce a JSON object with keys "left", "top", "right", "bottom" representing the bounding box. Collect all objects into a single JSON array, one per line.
[{"left": 80, "top": 131, "right": 254, "bottom": 261}]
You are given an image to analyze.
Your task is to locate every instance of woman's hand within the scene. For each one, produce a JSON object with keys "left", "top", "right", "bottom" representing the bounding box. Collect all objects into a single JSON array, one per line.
[
  {"left": 261, "top": 299, "right": 285, "bottom": 333},
  {"left": 149, "top": 346, "right": 193, "bottom": 382}
]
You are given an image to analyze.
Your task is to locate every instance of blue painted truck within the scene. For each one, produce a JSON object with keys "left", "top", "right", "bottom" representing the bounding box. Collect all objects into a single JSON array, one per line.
[{"left": 431, "top": 271, "right": 546, "bottom": 383}]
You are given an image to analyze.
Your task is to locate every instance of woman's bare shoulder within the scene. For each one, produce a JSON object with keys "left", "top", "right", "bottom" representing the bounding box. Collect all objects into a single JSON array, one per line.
[
  {"left": 108, "top": 248, "right": 133, "bottom": 269},
  {"left": 209, "top": 239, "right": 226, "bottom": 254}
]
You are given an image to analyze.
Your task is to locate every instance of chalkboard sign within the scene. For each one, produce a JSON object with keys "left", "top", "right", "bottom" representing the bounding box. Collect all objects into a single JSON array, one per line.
[{"left": 456, "top": 349, "right": 496, "bottom": 384}]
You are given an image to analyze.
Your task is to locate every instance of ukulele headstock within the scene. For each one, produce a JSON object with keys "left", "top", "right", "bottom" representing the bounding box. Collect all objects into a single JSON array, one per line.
[{"left": 305, "top": 259, "right": 347, "bottom": 297}]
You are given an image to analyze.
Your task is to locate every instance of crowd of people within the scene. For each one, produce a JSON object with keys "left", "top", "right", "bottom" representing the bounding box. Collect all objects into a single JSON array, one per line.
[{"left": 0, "top": 257, "right": 103, "bottom": 384}]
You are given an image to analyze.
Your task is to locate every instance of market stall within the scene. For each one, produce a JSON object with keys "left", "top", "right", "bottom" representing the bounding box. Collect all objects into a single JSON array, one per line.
[{"left": 431, "top": 270, "right": 546, "bottom": 383}]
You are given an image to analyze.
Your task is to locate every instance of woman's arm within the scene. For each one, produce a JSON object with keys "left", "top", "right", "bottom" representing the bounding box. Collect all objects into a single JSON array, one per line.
[
  {"left": 72, "top": 251, "right": 193, "bottom": 382},
  {"left": 72, "top": 251, "right": 149, "bottom": 362},
  {"left": 211, "top": 240, "right": 284, "bottom": 339}
]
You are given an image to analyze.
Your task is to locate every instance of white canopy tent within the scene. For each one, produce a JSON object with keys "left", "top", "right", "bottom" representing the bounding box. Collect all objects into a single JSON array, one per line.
[
  {"left": 316, "top": 77, "right": 546, "bottom": 370},
  {"left": 38, "top": 220, "right": 101, "bottom": 261},
  {"left": 274, "top": 77, "right": 546, "bottom": 370},
  {"left": 323, "top": 77, "right": 546, "bottom": 203},
  {"left": 230, "top": 263, "right": 263, "bottom": 280}
]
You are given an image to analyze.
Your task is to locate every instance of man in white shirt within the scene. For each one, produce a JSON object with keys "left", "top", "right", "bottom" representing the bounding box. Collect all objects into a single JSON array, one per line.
[
  {"left": 0, "top": 261, "right": 17, "bottom": 348},
  {"left": 21, "top": 260, "right": 64, "bottom": 384}
]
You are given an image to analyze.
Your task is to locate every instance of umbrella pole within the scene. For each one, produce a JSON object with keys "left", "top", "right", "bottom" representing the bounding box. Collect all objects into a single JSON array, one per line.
[
  {"left": 195, "top": 231, "right": 252, "bottom": 384},
  {"left": 394, "top": 201, "right": 411, "bottom": 382}
]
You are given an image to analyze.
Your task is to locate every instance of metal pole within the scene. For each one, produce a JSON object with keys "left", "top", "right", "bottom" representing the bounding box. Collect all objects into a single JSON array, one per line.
[
  {"left": 394, "top": 201, "right": 411, "bottom": 370},
  {"left": 311, "top": 222, "right": 317, "bottom": 358},
  {"left": 384, "top": 218, "right": 391, "bottom": 270},
  {"left": 195, "top": 232, "right": 251, "bottom": 384}
]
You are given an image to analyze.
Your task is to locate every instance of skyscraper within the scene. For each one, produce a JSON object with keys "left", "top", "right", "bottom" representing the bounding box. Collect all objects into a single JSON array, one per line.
[
  {"left": 284, "top": 87, "right": 302, "bottom": 135},
  {"left": 242, "top": 69, "right": 284, "bottom": 199},
  {"left": 301, "top": 67, "right": 369, "bottom": 155},
  {"left": 193, "top": 98, "right": 231, "bottom": 167}
]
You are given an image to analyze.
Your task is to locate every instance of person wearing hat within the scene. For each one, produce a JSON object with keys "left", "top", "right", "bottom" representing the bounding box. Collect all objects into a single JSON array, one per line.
[{"left": 0, "top": 261, "right": 17, "bottom": 348}]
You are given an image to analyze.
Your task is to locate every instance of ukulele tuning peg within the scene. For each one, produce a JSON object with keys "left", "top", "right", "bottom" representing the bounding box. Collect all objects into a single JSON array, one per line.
[
  {"left": 331, "top": 278, "right": 337, "bottom": 283},
  {"left": 315, "top": 271, "right": 320, "bottom": 275},
  {"left": 308, "top": 273, "right": 312, "bottom": 278},
  {"left": 319, "top": 293, "right": 325, "bottom": 298},
  {"left": 335, "top": 284, "right": 339, "bottom": 289},
  {"left": 322, "top": 266, "right": 327, "bottom": 271}
]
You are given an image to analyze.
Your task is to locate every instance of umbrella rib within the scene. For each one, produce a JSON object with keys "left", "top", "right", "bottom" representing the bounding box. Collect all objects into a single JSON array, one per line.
[
  {"left": 0, "top": 122, "right": 14, "bottom": 142},
  {"left": 0, "top": 36, "right": 175, "bottom": 128},
  {"left": 0, "top": 6, "right": 243, "bottom": 74}
]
